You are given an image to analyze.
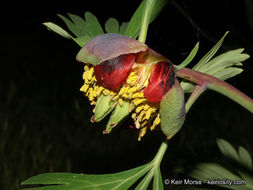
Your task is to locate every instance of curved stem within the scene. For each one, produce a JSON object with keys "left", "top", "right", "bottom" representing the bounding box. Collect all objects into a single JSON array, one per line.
[{"left": 177, "top": 68, "right": 253, "bottom": 113}]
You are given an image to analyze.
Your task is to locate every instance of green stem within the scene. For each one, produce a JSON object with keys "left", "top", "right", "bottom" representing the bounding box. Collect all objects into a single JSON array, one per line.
[
  {"left": 152, "top": 140, "right": 168, "bottom": 166},
  {"left": 138, "top": 0, "right": 157, "bottom": 43},
  {"left": 177, "top": 68, "right": 253, "bottom": 113},
  {"left": 185, "top": 84, "right": 207, "bottom": 113}
]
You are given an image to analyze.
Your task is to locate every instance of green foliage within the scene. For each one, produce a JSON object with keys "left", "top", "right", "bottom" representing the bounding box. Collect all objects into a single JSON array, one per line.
[
  {"left": 21, "top": 158, "right": 164, "bottom": 190},
  {"left": 189, "top": 139, "right": 253, "bottom": 190},
  {"left": 125, "top": 0, "right": 167, "bottom": 39},
  {"left": 174, "top": 42, "right": 199, "bottom": 70},
  {"left": 43, "top": 0, "right": 167, "bottom": 47},
  {"left": 105, "top": 18, "right": 120, "bottom": 33},
  {"left": 181, "top": 32, "right": 249, "bottom": 93}
]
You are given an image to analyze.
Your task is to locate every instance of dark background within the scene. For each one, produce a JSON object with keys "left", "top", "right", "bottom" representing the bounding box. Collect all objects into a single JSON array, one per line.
[{"left": 1, "top": 0, "right": 253, "bottom": 189}]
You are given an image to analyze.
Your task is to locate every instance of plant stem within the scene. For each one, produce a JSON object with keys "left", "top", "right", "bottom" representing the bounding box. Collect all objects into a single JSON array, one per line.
[
  {"left": 177, "top": 68, "right": 253, "bottom": 113},
  {"left": 152, "top": 140, "right": 169, "bottom": 166},
  {"left": 138, "top": 0, "right": 157, "bottom": 43},
  {"left": 185, "top": 84, "right": 207, "bottom": 113}
]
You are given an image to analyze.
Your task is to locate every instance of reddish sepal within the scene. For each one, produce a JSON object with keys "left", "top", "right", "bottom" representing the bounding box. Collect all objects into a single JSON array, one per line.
[
  {"left": 94, "top": 54, "right": 136, "bottom": 91},
  {"left": 144, "top": 62, "right": 175, "bottom": 103}
]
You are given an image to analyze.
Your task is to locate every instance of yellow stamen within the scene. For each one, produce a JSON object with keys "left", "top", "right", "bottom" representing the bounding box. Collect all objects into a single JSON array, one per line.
[
  {"left": 138, "top": 127, "right": 147, "bottom": 141},
  {"left": 118, "top": 98, "right": 123, "bottom": 106}
]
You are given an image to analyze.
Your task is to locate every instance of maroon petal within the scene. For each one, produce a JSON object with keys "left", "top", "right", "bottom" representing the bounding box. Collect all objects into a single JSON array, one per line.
[
  {"left": 94, "top": 54, "right": 136, "bottom": 91},
  {"left": 144, "top": 62, "right": 175, "bottom": 103}
]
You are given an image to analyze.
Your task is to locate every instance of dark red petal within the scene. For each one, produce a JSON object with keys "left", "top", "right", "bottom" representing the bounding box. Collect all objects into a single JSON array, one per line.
[
  {"left": 144, "top": 62, "right": 175, "bottom": 103},
  {"left": 94, "top": 54, "right": 136, "bottom": 91}
]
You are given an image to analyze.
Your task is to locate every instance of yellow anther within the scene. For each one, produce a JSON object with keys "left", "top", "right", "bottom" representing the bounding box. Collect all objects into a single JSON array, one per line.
[
  {"left": 112, "top": 95, "right": 119, "bottom": 101},
  {"left": 128, "top": 87, "right": 138, "bottom": 94},
  {"left": 153, "top": 116, "right": 160, "bottom": 125},
  {"left": 136, "top": 105, "right": 144, "bottom": 113},
  {"left": 118, "top": 98, "right": 123, "bottom": 106},
  {"left": 145, "top": 110, "right": 152, "bottom": 120},
  {"left": 150, "top": 115, "right": 160, "bottom": 130},
  {"left": 84, "top": 65, "right": 89, "bottom": 71},
  {"left": 88, "top": 88, "right": 94, "bottom": 101},
  {"left": 133, "top": 98, "right": 146, "bottom": 106},
  {"left": 129, "top": 102, "right": 134, "bottom": 112},
  {"left": 144, "top": 104, "right": 150, "bottom": 110},
  {"left": 87, "top": 69, "right": 94, "bottom": 81},
  {"left": 135, "top": 120, "right": 141, "bottom": 129},
  {"left": 103, "top": 89, "right": 110, "bottom": 96},
  {"left": 141, "top": 121, "right": 148, "bottom": 127},
  {"left": 138, "top": 110, "right": 146, "bottom": 122},
  {"left": 95, "top": 86, "right": 103, "bottom": 97},
  {"left": 90, "top": 101, "right": 96, "bottom": 105},
  {"left": 138, "top": 127, "right": 147, "bottom": 141},
  {"left": 80, "top": 84, "right": 89, "bottom": 92},
  {"left": 118, "top": 86, "right": 129, "bottom": 96},
  {"left": 131, "top": 113, "right": 137, "bottom": 119}
]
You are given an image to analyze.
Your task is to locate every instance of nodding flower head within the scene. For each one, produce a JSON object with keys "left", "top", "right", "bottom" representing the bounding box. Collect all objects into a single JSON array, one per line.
[{"left": 76, "top": 33, "right": 185, "bottom": 140}]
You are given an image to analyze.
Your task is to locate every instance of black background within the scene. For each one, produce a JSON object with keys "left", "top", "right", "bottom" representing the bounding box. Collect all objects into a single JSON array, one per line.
[{"left": 1, "top": 0, "right": 253, "bottom": 189}]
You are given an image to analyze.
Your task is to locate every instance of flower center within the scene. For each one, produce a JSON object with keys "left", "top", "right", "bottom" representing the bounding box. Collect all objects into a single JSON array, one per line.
[{"left": 80, "top": 64, "right": 161, "bottom": 140}]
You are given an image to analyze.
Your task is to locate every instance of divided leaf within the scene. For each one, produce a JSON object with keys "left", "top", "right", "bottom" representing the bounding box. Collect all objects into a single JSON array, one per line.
[
  {"left": 22, "top": 163, "right": 152, "bottom": 190},
  {"left": 180, "top": 32, "right": 249, "bottom": 93},
  {"left": 53, "top": 12, "right": 104, "bottom": 47},
  {"left": 105, "top": 18, "right": 120, "bottom": 33},
  {"left": 216, "top": 138, "right": 240, "bottom": 163}
]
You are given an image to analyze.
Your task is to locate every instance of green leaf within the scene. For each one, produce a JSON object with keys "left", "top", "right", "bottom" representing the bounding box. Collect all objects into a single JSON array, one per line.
[
  {"left": 67, "top": 13, "right": 88, "bottom": 36},
  {"left": 238, "top": 146, "right": 253, "bottom": 169},
  {"left": 216, "top": 138, "right": 240, "bottom": 162},
  {"left": 174, "top": 42, "right": 199, "bottom": 70},
  {"left": 43, "top": 22, "right": 74, "bottom": 39},
  {"left": 153, "top": 168, "right": 163, "bottom": 190},
  {"left": 180, "top": 40, "right": 249, "bottom": 93},
  {"left": 119, "top": 22, "right": 129, "bottom": 34},
  {"left": 194, "top": 31, "right": 229, "bottom": 70},
  {"left": 84, "top": 12, "right": 104, "bottom": 37},
  {"left": 56, "top": 12, "right": 104, "bottom": 46},
  {"left": 135, "top": 169, "right": 154, "bottom": 190},
  {"left": 22, "top": 163, "right": 153, "bottom": 190},
  {"left": 190, "top": 163, "right": 240, "bottom": 180},
  {"left": 190, "top": 163, "right": 242, "bottom": 190},
  {"left": 238, "top": 171, "right": 253, "bottom": 188},
  {"left": 105, "top": 18, "right": 120, "bottom": 33},
  {"left": 58, "top": 14, "right": 84, "bottom": 37},
  {"left": 160, "top": 80, "right": 186, "bottom": 139},
  {"left": 124, "top": 0, "right": 167, "bottom": 38}
]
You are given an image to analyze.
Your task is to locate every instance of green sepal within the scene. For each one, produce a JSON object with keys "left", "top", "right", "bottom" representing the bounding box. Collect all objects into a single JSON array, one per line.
[
  {"left": 104, "top": 101, "right": 134, "bottom": 134},
  {"left": 93, "top": 94, "right": 115, "bottom": 122},
  {"left": 160, "top": 79, "right": 186, "bottom": 139}
]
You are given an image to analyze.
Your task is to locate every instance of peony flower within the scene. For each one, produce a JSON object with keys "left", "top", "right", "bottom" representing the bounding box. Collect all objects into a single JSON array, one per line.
[{"left": 76, "top": 33, "right": 186, "bottom": 140}]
